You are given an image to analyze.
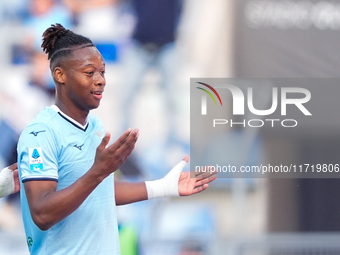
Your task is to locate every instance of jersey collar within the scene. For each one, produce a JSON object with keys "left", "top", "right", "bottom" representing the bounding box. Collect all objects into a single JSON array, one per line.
[{"left": 51, "top": 105, "right": 89, "bottom": 131}]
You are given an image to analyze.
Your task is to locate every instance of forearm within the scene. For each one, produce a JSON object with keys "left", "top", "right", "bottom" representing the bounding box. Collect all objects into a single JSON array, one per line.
[
  {"left": 26, "top": 168, "right": 105, "bottom": 230},
  {"left": 114, "top": 181, "right": 147, "bottom": 206}
]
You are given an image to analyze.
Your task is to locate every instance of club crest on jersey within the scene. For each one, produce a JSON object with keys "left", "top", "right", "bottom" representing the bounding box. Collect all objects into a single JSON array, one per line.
[{"left": 29, "top": 147, "right": 43, "bottom": 171}]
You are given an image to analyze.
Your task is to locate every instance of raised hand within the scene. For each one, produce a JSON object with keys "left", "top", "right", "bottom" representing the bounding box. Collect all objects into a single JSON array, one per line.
[
  {"left": 145, "top": 155, "right": 217, "bottom": 199},
  {"left": 93, "top": 128, "right": 139, "bottom": 178},
  {"left": 178, "top": 156, "right": 217, "bottom": 196}
]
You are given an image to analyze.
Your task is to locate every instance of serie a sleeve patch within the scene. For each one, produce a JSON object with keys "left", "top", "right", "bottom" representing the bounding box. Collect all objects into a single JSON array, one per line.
[{"left": 28, "top": 147, "right": 44, "bottom": 171}]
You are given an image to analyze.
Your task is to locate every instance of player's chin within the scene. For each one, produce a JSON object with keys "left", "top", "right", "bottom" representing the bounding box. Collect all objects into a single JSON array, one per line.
[
  {"left": 93, "top": 103, "right": 100, "bottom": 109},
  {"left": 88, "top": 100, "right": 101, "bottom": 110}
]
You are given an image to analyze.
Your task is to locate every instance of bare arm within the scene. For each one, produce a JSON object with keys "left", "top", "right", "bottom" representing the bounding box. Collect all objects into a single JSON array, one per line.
[
  {"left": 114, "top": 181, "right": 147, "bottom": 206},
  {"left": 24, "top": 167, "right": 105, "bottom": 230},
  {"left": 24, "top": 129, "right": 139, "bottom": 230}
]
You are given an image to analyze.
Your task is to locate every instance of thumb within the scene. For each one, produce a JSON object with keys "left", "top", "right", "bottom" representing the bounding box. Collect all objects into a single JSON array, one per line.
[
  {"left": 183, "top": 154, "right": 189, "bottom": 163},
  {"left": 167, "top": 156, "right": 188, "bottom": 177},
  {"left": 97, "top": 132, "right": 111, "bottom": 151},
  {"left": 162, "top": 157, "right": 188, "bottom": 197},
  {"left": 175, "top": 158, "right": 188, "bottom": 173}
]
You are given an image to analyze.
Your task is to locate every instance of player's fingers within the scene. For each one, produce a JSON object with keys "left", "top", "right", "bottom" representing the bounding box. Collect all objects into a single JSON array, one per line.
[
  {"left": 191, "top": 184, "right": 209, "bottom": 195},
  {"left": 109, "top": 128, "right": 136, "bottom": 151},
  {"left": 194, "top": 175, "right": 217, "bottom": 187},
  {"left": 114, "top": 129, "right": 139, "bottom": 154},
  {"left": 198, "top": 173, "right": 217, "bottom": 183},
  {"left": 116, "top": 138, "right": 137, "bottom": 162},
  {"left": 97, "top": 132, "right": 111, "bottom": 151},
  {"left": 8, "top": 162, "right": 18, "bottom": 171},
  {"left": 194, "top": 169, "right": 217, "bottom": 179},
  {"left": 119, "top": 132, "right": 138, "bottom": 155},
  {"left": 194, "top": 168, "right": 218, "bottom": 178},
  {"left": 120, "top": 143, "right": 136, "bottom": 162}
]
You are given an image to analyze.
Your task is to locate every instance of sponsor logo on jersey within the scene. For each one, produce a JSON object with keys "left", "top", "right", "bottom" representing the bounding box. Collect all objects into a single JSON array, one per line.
[
  {"left": 73, "top": 143, "right": 84, "bottom": 150},
  {"left": 29, "top": 130, "right": 46, "bottom": 137}
]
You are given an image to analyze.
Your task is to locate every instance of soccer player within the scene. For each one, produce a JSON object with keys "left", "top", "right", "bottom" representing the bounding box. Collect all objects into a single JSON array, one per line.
[
  {"left": 0, "top": 163, "right": 20, "bottom": 198},
  {"left": 17, "top": 23, "right": 216, "bottom": 255}
]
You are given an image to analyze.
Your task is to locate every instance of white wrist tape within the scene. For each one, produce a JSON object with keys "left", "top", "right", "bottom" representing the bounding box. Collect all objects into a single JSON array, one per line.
[
  {"left": 0, "top": 167, "right": 15, "bottom": 199},
  {"left": 145, "top": 160, "right": 187, "bottom": 199}
]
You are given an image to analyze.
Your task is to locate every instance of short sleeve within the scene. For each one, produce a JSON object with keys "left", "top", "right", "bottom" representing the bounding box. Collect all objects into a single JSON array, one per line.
[{"left": 18, "top": 123, "right": 59, "bottom": 183}]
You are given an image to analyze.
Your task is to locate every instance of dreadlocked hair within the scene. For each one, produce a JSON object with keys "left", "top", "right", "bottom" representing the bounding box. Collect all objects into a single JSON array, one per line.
[{"left": 41, "top": 23, "right": 94, "bottom": 65}]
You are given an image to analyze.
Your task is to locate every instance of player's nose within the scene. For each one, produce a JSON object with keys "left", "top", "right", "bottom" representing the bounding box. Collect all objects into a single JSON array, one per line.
[{"left": 94, "top": 72, "right": 106, "bottom": 87}]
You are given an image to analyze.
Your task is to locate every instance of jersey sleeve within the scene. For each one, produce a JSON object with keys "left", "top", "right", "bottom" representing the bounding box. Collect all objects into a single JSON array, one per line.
[{"left": 18, "top": 123, "right": 59, "bottom": 183}]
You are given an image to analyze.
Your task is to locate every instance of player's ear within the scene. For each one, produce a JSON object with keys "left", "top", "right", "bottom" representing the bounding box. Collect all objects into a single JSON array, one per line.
[{"left": 53, "top": 67, "right": 66, "bottom": 84}]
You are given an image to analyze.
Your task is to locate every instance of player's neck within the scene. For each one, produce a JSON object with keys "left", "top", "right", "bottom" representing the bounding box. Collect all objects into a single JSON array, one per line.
[{"left": 55, "top": 99, "right": 89, "bottom": 126}]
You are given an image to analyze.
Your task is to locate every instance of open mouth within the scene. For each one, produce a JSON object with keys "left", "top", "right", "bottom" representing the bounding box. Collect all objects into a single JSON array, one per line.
[{"left": 91, "top": 91, "right": 103, "bottom": 99}]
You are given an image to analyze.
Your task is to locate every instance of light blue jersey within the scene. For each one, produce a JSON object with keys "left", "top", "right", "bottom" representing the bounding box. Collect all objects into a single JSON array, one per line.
[{"left": 18, "top": 105, "right": 120, "bottom": 255}]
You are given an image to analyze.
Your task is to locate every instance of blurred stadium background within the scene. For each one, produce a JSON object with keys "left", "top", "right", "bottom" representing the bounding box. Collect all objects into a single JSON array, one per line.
[{"left": 1, "top": 0, "right": 340, "bottom": 254}]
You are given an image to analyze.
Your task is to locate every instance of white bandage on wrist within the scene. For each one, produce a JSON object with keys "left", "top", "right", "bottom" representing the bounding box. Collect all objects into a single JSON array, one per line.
[
  {"left": 0, "top": 167, "right": 15, "bottom": 199},
  {"left": 145, "top": 160, "right": 187, "bottom": 199}
]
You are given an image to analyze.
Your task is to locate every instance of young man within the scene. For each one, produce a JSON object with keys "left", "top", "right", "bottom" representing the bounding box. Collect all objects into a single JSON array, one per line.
[
  {"left": 0, "top": 163, "right": 20, "bottom": 198},
  {"left": 17, "top": 24, "right": 216, "bottom": 255}
]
